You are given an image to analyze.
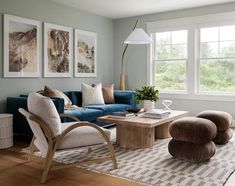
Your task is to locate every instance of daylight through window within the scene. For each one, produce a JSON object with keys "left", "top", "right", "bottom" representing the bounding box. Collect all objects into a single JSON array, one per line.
[
  {"left": 154, "top": 30, "right": 188, "bottom": 91},
  {"left": 151, "top": 23, "right": 235, "bottom": 95},
  {"left": 199, "top": 25, "right": 235, "bottom": 93}
]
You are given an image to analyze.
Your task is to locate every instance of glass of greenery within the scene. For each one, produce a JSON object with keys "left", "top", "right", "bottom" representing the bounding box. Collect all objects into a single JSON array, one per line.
[{"left": 135, "top": 86, "right": 159, "bottom": 111}]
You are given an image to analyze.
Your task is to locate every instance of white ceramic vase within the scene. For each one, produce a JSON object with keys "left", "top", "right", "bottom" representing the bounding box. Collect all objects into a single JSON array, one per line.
[{"left": 143, "top": 100, "right": 155, "bottom": 111}]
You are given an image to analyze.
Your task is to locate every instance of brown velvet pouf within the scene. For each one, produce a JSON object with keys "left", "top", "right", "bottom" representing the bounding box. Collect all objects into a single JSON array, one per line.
[
  {"left": 168, "top": 117, "right": 216, "bottom": 163},
  {"left": 197, "top": 110, "right": 233, "bottom": 144}
]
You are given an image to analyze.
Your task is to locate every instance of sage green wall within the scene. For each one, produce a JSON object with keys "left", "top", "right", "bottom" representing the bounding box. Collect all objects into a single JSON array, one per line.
[
  {"left": 114, "top": 2, "right": 235, "bottom": 118},
  {"left": 0, "top": 0, "right": 114, "bottom": 112}
]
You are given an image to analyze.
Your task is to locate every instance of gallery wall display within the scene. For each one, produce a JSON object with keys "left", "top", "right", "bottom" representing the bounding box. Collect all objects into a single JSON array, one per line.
[
  {"left": 3, "top": 14, "right": 98, "bottom": 78},
  {"left": 3, "top": 14, "right": 41, "bottom": 77},
  {"left": 44, "top": 23, "right": 73, "bottom": 77},
  {"left": 74, "top": 29, "right": 97, "bottom": 77}
]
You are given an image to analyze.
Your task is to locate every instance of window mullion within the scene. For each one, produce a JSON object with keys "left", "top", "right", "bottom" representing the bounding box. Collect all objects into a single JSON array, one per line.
[
  {"left": 152, "top": 34, "right": 156, "bottom": 86},
  {"left": 195, "top": 28, "right": 200, "bottom": 94},
  {"left": 147, "top": 33, "right": 155, "bottom": 86},
  {"left": 187, "top": 28, "right": 196, "bottom": 95},
  {"left": 218, "top": 27, "right": 220, "bottom": 58}
]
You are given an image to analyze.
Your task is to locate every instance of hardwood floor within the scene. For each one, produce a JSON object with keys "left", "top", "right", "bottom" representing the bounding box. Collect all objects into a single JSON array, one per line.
[
  {"left": 0, "top": 149, "right": 141, "bottom": 186},
  {"left": 0, "top": 138, "right": 234, "bottom": 186}
]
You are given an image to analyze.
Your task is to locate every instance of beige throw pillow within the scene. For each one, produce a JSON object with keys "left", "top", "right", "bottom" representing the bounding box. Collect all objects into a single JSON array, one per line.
[
  {"left": 43, "top": 85, "right": 72, "bottom": 106},
  {"left": 102, "top": 84, "right": 115, "bottom": 104},
  {"left": 82, "top": 83, "right": 105, "bottom": 106},
  {"left": 27, "top": 93, "right": 61, "bottom": 137}
]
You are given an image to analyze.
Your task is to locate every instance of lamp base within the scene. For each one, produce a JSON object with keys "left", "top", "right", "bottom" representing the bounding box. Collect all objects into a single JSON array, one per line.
[{"left": 119, "top": 73, "right": 125, "bottom": 90}]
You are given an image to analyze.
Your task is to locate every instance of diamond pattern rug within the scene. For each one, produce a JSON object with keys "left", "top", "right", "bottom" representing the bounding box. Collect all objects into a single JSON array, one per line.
[{"left": 29, "top": 130, "right": 235, "bottom": 186}]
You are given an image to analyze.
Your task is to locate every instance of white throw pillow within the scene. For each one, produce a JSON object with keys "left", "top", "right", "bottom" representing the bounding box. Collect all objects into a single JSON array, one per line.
[
  {"left": 81, "top": 83, "right": 105, "bottom": 106},
  {"left": 27, "top": 93, "right": 61, "bottom": 137}
]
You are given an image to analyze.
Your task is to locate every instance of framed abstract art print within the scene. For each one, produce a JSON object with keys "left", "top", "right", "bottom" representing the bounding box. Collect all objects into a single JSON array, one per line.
[
  {"left": 4, "top": 14, "right": 41, "bottom": 77},
  {"left": 74, "top": 29, "right": 97, "bottom": 77},
  {"left": 44, "top": 23, "right": 73, "bottom": 77}
]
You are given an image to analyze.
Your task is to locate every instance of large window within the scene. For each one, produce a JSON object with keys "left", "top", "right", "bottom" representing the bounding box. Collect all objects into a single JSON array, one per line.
[
  {"left": 154, "top": 30, "right": 187, "bottom": 91},
  {"left": 148, "top": 13, "right": 235, "bottom": 98},
  {"left": 199, "top": 26, "right": 235, "bottom": 92}
]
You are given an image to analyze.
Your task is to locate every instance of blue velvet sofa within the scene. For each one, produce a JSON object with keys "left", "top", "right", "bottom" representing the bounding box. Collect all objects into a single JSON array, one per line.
[{"left": 7, "top": 90, "right": 135, "bottom": 137}]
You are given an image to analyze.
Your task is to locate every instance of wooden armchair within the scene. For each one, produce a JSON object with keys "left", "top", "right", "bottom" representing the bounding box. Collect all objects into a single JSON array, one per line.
[{"left": 19, "top": 93, "right": 117, "bottom": 183}]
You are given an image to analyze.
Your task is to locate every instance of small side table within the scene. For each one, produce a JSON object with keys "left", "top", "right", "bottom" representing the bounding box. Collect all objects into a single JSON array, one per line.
[{"left": 0, "top": 114, "right": 13, "bottom": 149}]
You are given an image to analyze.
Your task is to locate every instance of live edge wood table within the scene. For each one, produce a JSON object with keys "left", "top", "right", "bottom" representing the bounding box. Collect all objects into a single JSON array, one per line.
[{"left": 98, "top": 110, "right": 189, "bottom": 149}]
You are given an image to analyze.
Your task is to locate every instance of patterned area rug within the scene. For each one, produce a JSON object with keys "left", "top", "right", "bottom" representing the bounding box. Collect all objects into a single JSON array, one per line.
[{"left": 30, "top": 130, "right": 235, "bottom": 186}]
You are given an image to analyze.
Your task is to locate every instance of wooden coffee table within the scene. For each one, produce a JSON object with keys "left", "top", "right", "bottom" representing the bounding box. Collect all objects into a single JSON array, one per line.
[{"left": 98, "top": 110, "right": 189, "bottom": 149}]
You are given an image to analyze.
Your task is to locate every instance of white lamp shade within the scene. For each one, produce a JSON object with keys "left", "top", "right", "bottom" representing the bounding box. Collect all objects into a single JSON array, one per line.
[{"left": 124, "top": 28, "right": 152, "bottom": 44}]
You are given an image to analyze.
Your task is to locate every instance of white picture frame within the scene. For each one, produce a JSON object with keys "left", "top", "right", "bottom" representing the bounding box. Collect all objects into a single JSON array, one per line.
[
  {"left": 4, "top": 14, "right": 41, "bottom": 78},
  {"left": 74, "top": 29, "right": 97, "bottom": 77},
  {"left": 44, "top": 23, "right": 73, "bottom": 77}
]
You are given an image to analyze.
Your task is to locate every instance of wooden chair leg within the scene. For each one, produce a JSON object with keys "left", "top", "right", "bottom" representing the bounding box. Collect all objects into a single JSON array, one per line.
[
  {"left": 28, "top": 136, "right": 36, "bottom": 161},
  {"left": 41, "top": 142, "right": 56, "bottom": 184},
  {"left": 106, "top": 141, "right": 117, "bottom": 169},
  {"left": 41, "top": 153, "right": 54, "bottom": 184}
]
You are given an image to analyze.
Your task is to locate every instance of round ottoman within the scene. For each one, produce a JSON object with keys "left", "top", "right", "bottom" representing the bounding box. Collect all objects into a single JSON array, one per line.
[
  {"left": 168, "top": 117, "right": 216, "bottom": 163},
  {"left": 197, "top": 110, "right": 233, "bottom": 144}
]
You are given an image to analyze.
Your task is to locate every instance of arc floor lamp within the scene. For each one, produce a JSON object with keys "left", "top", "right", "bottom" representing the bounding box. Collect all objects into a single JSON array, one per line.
[{"left": 120, "top": 20, "right": 152, "bottom": 90}]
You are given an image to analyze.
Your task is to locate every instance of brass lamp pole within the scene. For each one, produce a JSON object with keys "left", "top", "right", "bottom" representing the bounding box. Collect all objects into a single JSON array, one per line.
[
  {"left": 120, "top": 20, "right": 139, "bottom": 90},
  {"left": 119, "top": 20, "right": 152, "bottom": 90}
]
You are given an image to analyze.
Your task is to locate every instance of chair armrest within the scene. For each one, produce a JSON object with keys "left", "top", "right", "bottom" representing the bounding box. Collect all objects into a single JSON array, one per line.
[
  {"left": 59, "top": 113, "right": 80, "bottom": 122},
  {"left": 114, "top": 90, "right": 136, "bottom": 109}
]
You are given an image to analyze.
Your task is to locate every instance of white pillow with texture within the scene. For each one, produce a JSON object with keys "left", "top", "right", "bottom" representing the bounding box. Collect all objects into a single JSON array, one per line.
[
  {"left": 82, "top": 83, "right": 105, "bottom": 106},
  {"left": 27, "top": 93, "right": 61, "bottom": 137}
]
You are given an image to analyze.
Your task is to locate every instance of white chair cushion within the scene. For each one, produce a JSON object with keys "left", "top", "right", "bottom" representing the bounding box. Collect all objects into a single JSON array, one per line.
[
  {"left": 58, "top": 122, "right": 111, "bottom": 149},
  {"left": 81, "top": 83, "right": 105, "bottom": 106},
  {"left": 19, "top": 108, "right": 49, "bottom": 157},
  {"left": 27, "top": 93, "right": 61, "bottom": 137}
]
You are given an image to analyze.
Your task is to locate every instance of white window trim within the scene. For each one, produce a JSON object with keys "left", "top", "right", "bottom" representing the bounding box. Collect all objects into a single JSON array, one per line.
[{"left": 147, "top": 11, "right": 235, "bottom": 102}]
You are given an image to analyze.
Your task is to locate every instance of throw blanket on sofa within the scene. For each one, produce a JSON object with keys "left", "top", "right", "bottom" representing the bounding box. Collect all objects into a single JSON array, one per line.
[{"left": 64, "top": 105, "right": 86, "bottom": 110}]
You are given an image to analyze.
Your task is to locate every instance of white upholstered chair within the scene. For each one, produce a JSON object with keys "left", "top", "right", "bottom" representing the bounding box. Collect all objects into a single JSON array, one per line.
[{"left": 19, "top": 93, "right": 117, "bottom": 183}]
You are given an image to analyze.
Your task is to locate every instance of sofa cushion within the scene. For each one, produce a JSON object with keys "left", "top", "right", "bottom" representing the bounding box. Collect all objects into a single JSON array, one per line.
[
  {"left": 58, "top": 122, "right": 111, "bottom": 149},
  {"left": 84, "top": 104, "right": 131, "bottom": 114},
  {"left": 64, "top": 91, "right": 82, "bottom": 106},
  {"left": 82, "top": 83, "right": 104, "bottom": 106},
  {"left": 64, "top": 108, "right": 104, "bottom": 122},
  {"left": 27, "top": 93, "right": 61, "bottom": 137},
  {"left": 102, "top": 84, "right": 115, "bottom": 104},
  {"left": 114, "top": 91, "right": 135, "bottom": 107},
  {"left": 43, "top": 85, "right": 72, "bottom": 106}
]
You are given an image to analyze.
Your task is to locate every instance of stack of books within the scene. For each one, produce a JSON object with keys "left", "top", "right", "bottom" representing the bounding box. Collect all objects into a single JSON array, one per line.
[
  {"left": 143, "top": 109, "right": 171, "bottom": 119},
  {"left": 108, "top": 111, "right": 135, "bottom": 119}
]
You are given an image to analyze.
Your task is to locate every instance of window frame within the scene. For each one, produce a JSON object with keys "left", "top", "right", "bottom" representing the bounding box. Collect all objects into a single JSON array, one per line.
[
  {"left": 153, "top": 30, "right": 189, "bottom": 93},
  {"left": 147, "top": 11, "right": 235, "bottom": 102},
  {"left": 197, "top": 25, "right": 235, "bottom": 94}
]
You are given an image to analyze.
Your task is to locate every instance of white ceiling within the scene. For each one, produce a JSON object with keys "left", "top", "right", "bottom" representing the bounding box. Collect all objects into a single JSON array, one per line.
[{"left": 50, "top": 0, "right": 235, "bottom": 19}]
